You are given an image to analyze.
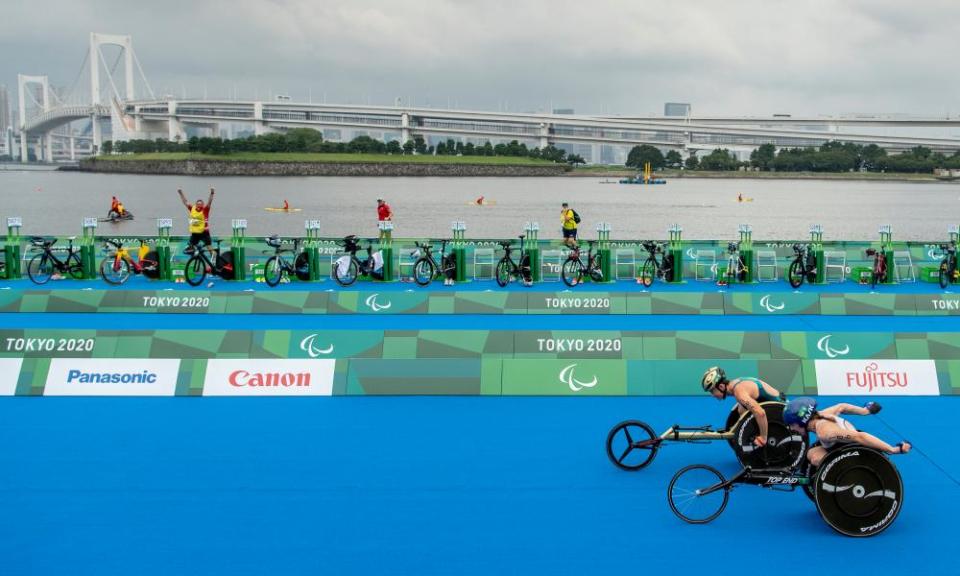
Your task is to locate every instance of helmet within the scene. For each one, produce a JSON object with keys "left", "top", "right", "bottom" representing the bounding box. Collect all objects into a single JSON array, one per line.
[
  {"left": 701, "top": 366, "right": 726, "bottom": 392},
  {"left": 784, "top": 397, "right": 817, "bottom": 428}
]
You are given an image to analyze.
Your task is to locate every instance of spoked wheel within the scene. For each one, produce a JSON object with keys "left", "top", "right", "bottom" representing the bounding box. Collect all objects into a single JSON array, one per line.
[
  {"left": 605, "top": 420, "right": 659, "bottom": 471},
  {"left": 561, "top": 258, "right": 583, "bottom": 287},
  {"left": 788, "top": 260, "right": 804, "bottom": 288},
  {"left": 27, "top": 254, "right": 53, "bottom": 285},
  {"left": 494, "top": 258, "right": 512, "bottom": 287},
  {"left": 639, "top": 258, "right": 655, "bottom": 287},
  {"left": 184, "top": 255, "right": 207, "bottom": 286},
  {"left": 589, "top": 253, "right": 604, "bottom": 282},
  {"left": 263, "top": 256, "right": 284, "bottom": 287},
  {"left": 732, "top": 402, "right": 807, "bottom": 471},
  {"left": 413, "top": 258, "right": 436, "bottom": 286},
  {"left": 100, "top": 257, "right": 131, "bottom": 285},
  {"left": 668, "top": 464, "right": 730, "bottom": 524},
  {"left": 814, "top": 446, "right": 903, "bottom": 537}
]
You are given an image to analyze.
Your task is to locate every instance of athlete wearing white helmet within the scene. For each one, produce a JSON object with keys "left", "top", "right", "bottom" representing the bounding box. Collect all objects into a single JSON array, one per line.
[{"left": 701, "top": 366, "right": 786, "bottom": 448}]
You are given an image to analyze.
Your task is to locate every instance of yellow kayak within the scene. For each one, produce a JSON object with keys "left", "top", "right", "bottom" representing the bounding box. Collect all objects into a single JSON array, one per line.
[{"left": 264, "top": 207, "right": 303, "bottom": 212}]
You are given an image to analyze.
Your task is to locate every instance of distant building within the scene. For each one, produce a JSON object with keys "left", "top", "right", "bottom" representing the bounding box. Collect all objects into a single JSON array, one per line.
[
  {"left": 664, "top": 102, "right": 691, "bottom": 117},
  {"left": 0, "top": 85, "right": 10, "bottom": 133},
  {"left": 552, "top": 108, "right": 574, "bottom": 115}
]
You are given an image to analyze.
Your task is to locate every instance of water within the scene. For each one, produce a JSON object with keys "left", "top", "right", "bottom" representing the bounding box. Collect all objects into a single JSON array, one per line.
[{"left": 0, "top": 170, "right": 957, "bottom": 241}]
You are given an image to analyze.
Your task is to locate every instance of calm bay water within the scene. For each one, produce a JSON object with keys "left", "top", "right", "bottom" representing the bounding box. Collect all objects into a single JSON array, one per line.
[{"left": 0, "top": 170, "right": 957, "bottom": 241}]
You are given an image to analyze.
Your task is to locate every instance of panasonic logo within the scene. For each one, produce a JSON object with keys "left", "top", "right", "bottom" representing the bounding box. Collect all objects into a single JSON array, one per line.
[{"left": 66, "top": 370, "right": 157, "bottom": 384}]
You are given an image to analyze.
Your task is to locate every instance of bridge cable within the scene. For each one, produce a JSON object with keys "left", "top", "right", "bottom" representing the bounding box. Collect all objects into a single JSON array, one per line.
[
  {"left": 59, "top": 50, "right": 90, "bottom": 106},
  {"left": 132, "top": 49, "right": 156, "bottom": 100}
]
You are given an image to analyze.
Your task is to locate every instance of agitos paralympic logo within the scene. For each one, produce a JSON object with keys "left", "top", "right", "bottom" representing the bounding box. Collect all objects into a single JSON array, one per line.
[
  {"left": 816, "top": 335, "right": 850, "bottom": 358},
  {"left": 559, "top": 364, "right": 598, "bottom": 392},
  {"left": 299, "top": 334, "right": 334, "bottom": 357},
  {"left": 365, "top": 293, "right": 392, "bottom": 312}
]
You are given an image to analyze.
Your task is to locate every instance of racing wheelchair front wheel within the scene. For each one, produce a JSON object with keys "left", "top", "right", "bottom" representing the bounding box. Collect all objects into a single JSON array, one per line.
[
  {"left": 605, "top": 420, "right": 659, "bottom": 471},
  {"left": 668, "top": 464, "right": 729, "bottom": 524}
]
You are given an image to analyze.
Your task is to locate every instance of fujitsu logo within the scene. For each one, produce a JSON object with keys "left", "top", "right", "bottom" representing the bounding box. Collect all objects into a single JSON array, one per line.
[
  {"left": 759, "top": 295, "right": 785, "bottom": 312},
  {"left": 845, "top": 362, "right": 909, "bottom": 392},
  {"left": 816, "top": 335, "right": 849, "bottom": 358},
  {"left": 559, "top": 364, "right": 598, "bottom": 392},
  {"left": 228, "top": 370, "right": 311, "bottom": 387},
  {"left": 365, "top": 293, "right": 392, "bottom": 312},
  {"left": 299, "top": 334, "right": 334, "bottom": 357}
]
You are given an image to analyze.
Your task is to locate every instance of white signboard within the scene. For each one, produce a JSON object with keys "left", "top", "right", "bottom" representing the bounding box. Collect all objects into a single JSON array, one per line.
[
  {"left": 815, "top": 360, "right": 940, "bottom": 396},
  {"left": 0, "top": 358, "right": 23, "bottom": 395},
  {"left": 203, "top": 359, "right": 335, "bottom": 396},
  {"left": 44, "top": 358, "right": 181, "bottom": 396}
]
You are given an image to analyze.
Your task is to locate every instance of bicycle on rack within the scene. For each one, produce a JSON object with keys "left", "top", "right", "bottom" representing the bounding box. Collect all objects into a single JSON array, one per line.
[
  {"left": 605, "top": 402, "right": 806, "bottom": 472},
  {"left": 26, "top": 236, "right": 84, "bottom": 285},
  {"left": 866, "top": 246, "right": 888, "bottom": 289},
  {"left": 100, "top": 239, "right": 160, "bottom": 285},
  {"left": 412, "top": 239, "right": 457, "bottom": 286},
  {"left": 495, "top": 234, "right": 533, "bottom": 287},
  {"left": 332, "top": 235, "right": 381, "bottom": 286},
  {"left": 787, "top": 243, "right": 817, "bottom": 288},
  {"left": 183, "top": 239, "right": 236, "bottom": 286},
  {"left": 938, "top": 241, "right": 957, "bottom": 289},
  {"left": 638, "top": 241, "right": 673, "bottom": 287},
  {"left": 263, "top": 235, "right": 309, "bottom": 287},
  {"left": 561, "top": 240, "right": 603, "bottom": 287},
  {"left": 718, "top": 241, "right": 748, "bottom": 286},
  {"left": 666, "top": 445, "right": 903, "bottom": 537}
]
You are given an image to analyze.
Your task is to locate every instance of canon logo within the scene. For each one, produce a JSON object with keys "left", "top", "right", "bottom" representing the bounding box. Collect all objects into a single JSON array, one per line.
[
  {"left": 845, "top": 362, "right": 908, "bottom": 392},
  {"left": 228, "top": 370, "right": 311, "bottom": 388}
]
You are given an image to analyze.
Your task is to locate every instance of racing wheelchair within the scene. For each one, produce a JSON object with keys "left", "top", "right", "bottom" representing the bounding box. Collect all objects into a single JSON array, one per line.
[
  {"left": 667, "top": 445, "right": 904, "bottom": 537},
  {"left": 606, "top": 402, "right": 807, "bottom": 472}
]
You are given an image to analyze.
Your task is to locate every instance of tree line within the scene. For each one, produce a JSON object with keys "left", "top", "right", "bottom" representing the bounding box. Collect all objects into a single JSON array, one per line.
[
  {"left": 103, "top": 128, "right": 586, "bottom": 164},
  {"left": 626, "top": 142, "right": 960, "bottom": 173}
]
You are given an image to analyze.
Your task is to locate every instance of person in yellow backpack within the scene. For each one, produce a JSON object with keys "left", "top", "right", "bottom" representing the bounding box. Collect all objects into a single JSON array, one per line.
[
  {"left": 560, "top": 202, "right": 579, "bottom": 250},
  {"left": 178, "top": 187, "right": 215, "bottom": 251}
]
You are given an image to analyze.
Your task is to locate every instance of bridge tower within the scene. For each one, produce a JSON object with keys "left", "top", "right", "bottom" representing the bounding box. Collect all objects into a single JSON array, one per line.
[
  {"left": 89, "top": 33, "right": 137, "bottom": 151},
  {"left": 17, "top": 74, "right": 50, "bottom": 163}
]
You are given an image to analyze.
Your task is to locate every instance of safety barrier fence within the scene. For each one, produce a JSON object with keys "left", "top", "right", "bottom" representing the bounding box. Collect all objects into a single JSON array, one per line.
[
  {"left": 2, "top": 288, "right": 960, "bottom": 316},
  {"left": 0, "top": 329, "right": 956, "bottom": 396}
]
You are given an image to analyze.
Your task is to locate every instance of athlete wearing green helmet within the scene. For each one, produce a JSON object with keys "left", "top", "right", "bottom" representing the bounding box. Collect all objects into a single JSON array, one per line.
[
  {"left": 784, "top": 397, "right": 911, "bottom": 467},
  {"left": 701, "top": 366, "right": 786, "bottom": 448}
]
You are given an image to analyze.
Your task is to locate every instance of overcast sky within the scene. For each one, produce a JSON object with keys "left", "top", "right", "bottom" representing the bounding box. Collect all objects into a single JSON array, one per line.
[{"left": 2, "top": 0, "right": 958, "bottom": 117}]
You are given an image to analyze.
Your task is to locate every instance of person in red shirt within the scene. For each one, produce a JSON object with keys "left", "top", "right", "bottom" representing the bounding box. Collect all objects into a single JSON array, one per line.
[{"left": 377, "top": 198, "right": 392, "bottom": 221}]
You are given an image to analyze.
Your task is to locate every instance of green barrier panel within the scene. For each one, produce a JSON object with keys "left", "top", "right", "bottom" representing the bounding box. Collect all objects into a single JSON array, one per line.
[
  {"left": 525, "top": 292, "right": 625, "bottom": 315},
  {"left": 501, "top": 359, "right": 627, "bottom": 395},
  {"left": 254, "top": 330, "right": 384, "bottom": 359},
  {"left": 648, "top": 292, "right": 725, "bottom": 315},
  {"left": 511, "top": 331, "right": 640, "bottom": 359},
  {"left": 525, "top": 222, "right": 541, "bottom": 282},
  {"left": 625, "top": 359, "right": 803, "bottom": 396},
  {"left": 724, "top": 292, "right": 820, "bottom": 315},
  {"left": 819, "top": 293, "right": 917, "bottom": 316},
  {"left": 916, "top": 294, "right": 960, "bottom": 316},
  {"left": 230, "top": 219, "right": 247, "bottom": 282},
  {"left": 328, "top": 291, "right": 428, "bottom": 314},
  {"left": 769, "top": 332, "right": 897, "bottom": 360},
  {"left": 641, "top": 331, "right": 773, "bottom": 360},
  {"left": 668, "top": 224, "right": 683, "bottom": 283},
  {"left": 934, "top": 360, "right": 960, "bottom": 395},
  {"left": 344, "top": 358, "right": 482, "bottom": 395},
  {"left": 381, "top": 330, "right": 514, "bottom": 359},
  {"left": 895, "top": 333, "right": 960, "bottom": 359},
  {"left": 4, "top": 217, "right": 22, "bottom": 279}
]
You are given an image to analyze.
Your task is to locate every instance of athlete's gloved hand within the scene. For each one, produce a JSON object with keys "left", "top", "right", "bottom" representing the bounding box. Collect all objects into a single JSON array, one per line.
[
  {"left": 753, "top": 435, "right": 767, "bottom": 448},
  {"left": 865, "top": 401, "right": 882, "bottom": 414}
]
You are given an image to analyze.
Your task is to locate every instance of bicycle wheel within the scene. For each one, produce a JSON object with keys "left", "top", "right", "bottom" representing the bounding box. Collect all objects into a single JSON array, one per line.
[
  {"left": 605, "top": 420, "right": 659, "bottom": 471},
  {"left": 332, "top": 258, "right": 359, "bottom": 286},
  {"left": 264, "top": 255, "right": 284, "bottom": 287},
  {"left": 668, "top": 465, "right": 730, "bottom": 524},
  {"left": 216, "top": 251, "right": 236, "bottom": 280},
  {"left": 140, "top": 251, "right": 161, "bottom": 279},
  {"left": 561, "top": 258, "right": 583, "bottom": 287},
  {"left": 293, "top": 252, "right": 311, "bottom": 281},
  {"left": 495, "top": 258, "right": 512, "bottom": 287},
  {"left": 66, "top": 251, "right": 84, "bottom": 279},
  {"left": 787, "top": 259, "right": 804, "bottom": 288},
  {"left": 589, "top": 253, "right": 604, "bottom": 281},
  {"left": 184, "top": 255, "right": 207, "bottom": 286},
  {"left": 413, "top": 257, "right": 436, "bottom": 286},
  {"left": 100, "top": 257, "right": 131, "bottom": 285},
  {"left": 639, "top": 258, "right": 655, "bottom": 287},
  {"left": 27, "top": 254, "right": 53, "bottom": 285},
  {"left": 939, "top": 261, "right": 949, "bottom": 289}
]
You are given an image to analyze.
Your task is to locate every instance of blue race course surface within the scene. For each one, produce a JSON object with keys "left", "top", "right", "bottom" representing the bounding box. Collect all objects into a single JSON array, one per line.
[{"left": 0, "top": 396, "right": 955, "bottom": 575}]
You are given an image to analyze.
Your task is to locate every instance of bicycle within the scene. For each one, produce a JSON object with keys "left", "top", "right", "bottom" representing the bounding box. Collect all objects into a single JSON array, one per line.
[
  {"left": 332, "top": 235, "right": 381, "bottom": 286},
  {"left": 866, "top": 246, "right": 888, "bottom": 289},
  {"left": 26, "top": 236, "right": 84, "bottom": 285},
  {"left": 605, "top": 402, "right": 806, "bottom": 473},
  {"left": 99, "top": 239, "right": 160, "bottom": 285},
  {"left": 263, "top": 235, "right": 309, "bottom": 287},
  {"left": 495, "top": 234, "right": 533, "bottom": 287},
  {"left": 787, "top": 243, "right": 817, "bottom": 288},
  {"left": 183, "top": 239, "right": 236, "bottom": 286},
  {"left": 561, "top": 240, "right": 603, "bottom": 287},
  {"left": 666, "top": 445, "right": 903, "bottom": 537},
  {"left": 938, "top": 241, "right": 957, "bottom": 289},
  {"left": 412, "top": 239, "right": 457, "bottom": 286},
  {"left": 638, "top": 241, "right": 674, "bottom": 287},
  {"left": 718, "top": 241, "right": 748, "bottom": 286}
]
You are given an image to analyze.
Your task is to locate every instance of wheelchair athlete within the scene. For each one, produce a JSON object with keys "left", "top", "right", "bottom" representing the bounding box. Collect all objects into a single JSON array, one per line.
[
  {"left": 784, "top": 397, "right": 911, "bottom": 467},
  {"left": 701, "top": 366, "right": 786, "bottom": 448}
]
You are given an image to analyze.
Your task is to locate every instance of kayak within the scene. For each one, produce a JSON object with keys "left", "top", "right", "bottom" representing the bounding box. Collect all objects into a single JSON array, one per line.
[
  {"left": 736, "top": 198, "right": 755, "bottom": 203},
  {"left": 100, "top": 211, "right": 134, "bottom": 222},
  {"left": 465, "top": 200, "right": 497, "bottom": 206},
  {"left": 265, "top": 207, "right": 303, "bottom": 212}
]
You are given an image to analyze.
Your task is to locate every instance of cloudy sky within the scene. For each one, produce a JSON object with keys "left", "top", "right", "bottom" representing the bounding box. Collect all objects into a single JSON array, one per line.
[{"left": 2, "top": 0, "right": 958, "bottom": 117}]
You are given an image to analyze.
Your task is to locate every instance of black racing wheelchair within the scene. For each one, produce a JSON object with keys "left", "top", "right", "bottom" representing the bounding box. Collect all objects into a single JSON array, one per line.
[
  {"left": 667, "top": 445, "right": 903, "bottom": 537},
  {"left": 606, "top": 402, "right": 808, "bottom": 472}
]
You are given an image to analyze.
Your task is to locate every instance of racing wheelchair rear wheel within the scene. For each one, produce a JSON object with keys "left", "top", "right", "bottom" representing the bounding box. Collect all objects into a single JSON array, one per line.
[
  {"left": 814, "top": 446, "right": 903, "bottom": 537},
  {"left": 731, "top": 402, "right": 808, "bottom": 471}
]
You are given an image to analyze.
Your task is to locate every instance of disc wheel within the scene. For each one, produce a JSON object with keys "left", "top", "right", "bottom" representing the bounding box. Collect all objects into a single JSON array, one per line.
[
  {"left": 263, "top": 255, "right": 284, "bottom": 287},
  {"left": 216, "top": 251, "right": 235, "bottom": 280},
  {"left": 788, "top": 259, "right": 804, "bottom": 288},
  {"left": 561, "top": 258, "right": 583, "bottom": 287},
  {"left": 668, "top": 465, "right": 729, "bottom": 524},
  {"left": 141, "top": 251, "right": 161, "bottom": 279},
  {"left": 293, "top": 252, "right": 311, "bottom": 281},
  {"left": 66, "top": 252, "right": 84, "bottom": 279},
  {"left": 605, "top": 420, "right": 659, "bottom": 471},
  {"left": 413, "top": 258, "right": 436, "bottom": 286},
  {"left": 814, "top": 446, "right": 903, "bottom": 537},
  {"left": 732, "top": 402, "right": 807, "bottom": 471},
  {"left": 100, "top": 257, "right": 131, "bottom": 285}
]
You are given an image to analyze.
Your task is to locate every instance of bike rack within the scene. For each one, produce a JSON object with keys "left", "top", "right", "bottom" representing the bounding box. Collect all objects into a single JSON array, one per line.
[
  {"left": 156, "top": 218, "right": 173, "bottom": 281},
  {"left": 4, "top": 217, "right": 22, "bottom": 279},
  {"left": 738, "top": 224, "right": 753, "bottom": 283},
  {"left": 452, "top": 220, "right": 467, "bottom": 283},
  {"left": 525, "top": 221, "right": 540, "bottom": 282},
  {"left": 378, "top": 220, "right": 394, "bottom": 282},
  {"left": 231, "top": 219, "right": 247, "bottom": 281},
  {"left": 81, "top": 217, "right": 97, "bottom": 280},
  {"left": 305, "top": 219, "right": 322, "bottom": 281},
  {"left": 810, "top": 224, "right": 825, "bottom": 284},
  {"left": 596, "top": 221, "right": 613, "bottom": 283},
  {"left": 668, "top": 224, "right": 683, "bottom": 283},
  {"left": 879, "top": 225, "right": 895, "bottom": 284}
]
